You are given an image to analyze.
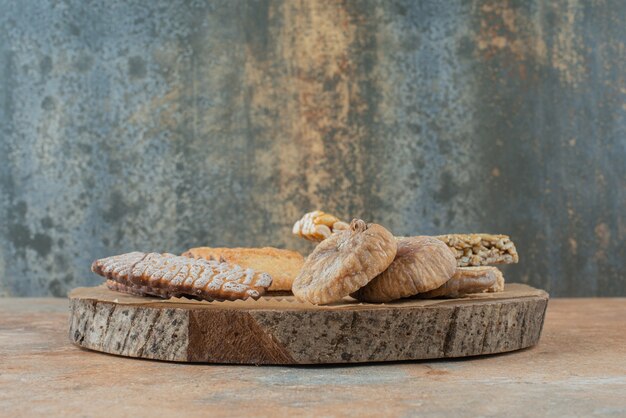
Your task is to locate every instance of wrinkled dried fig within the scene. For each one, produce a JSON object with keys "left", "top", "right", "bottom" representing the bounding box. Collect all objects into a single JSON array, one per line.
[
  {"left": 352, "top": 236, "right": 457, "bottom": 303},
  {"left": 292, "top": 219, "right": 397, "bottom": 305},
  {"left": 418, "top": 266, "right": 505, "bottom": 299}
]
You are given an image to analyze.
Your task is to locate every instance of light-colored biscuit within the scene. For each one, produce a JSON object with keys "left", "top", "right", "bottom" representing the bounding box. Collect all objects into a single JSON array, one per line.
[
  {"left": 182, "top": 247, "right": 304, "bottom": 292},
  {"left": 352, "top": 236, "right": 457, "bottom": 303},
  {"left": 292, "top": 210, "right": 349, "bottom": 242},
  {"left": 292, "top": 219, "right": 397, "bottom": 305}
]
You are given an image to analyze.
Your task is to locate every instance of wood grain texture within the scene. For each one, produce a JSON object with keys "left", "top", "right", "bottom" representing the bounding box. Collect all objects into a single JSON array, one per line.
[
  {"left": 68, "top": 284, "right": 548, "bottom": 364},
  {"left": 2, "top": 297, "right": 625, "bottom": 417}
]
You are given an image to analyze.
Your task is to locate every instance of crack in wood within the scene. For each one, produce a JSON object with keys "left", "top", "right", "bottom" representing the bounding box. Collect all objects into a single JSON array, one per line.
[
  {"left": 480, "top": 303, "right": 502, "bottom": 355},
  {"left": 518, "top": 301, "right": 529, "bottom": 348},
  {"left": 77, "top": 299, "right": 97, "bottom": 345},
  {"left": 100, "top": 303, "right": 116, "bottom": 347},
  {"left": 119, "top": 308, "right": 139, "bottom": 354},
  {"left": 443, "top": 306, "right": 460, "bottom": 356},
  {"left": 137, "top": 309, "right": 163, "bottom": 358}
]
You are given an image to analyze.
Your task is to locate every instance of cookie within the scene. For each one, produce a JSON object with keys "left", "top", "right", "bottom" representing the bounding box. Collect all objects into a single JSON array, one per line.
[
  {"left": 182, "top": 247, "right": 304, "bottom": 291},
  {"left": 292, "top": 210, "right": 349, "bottom": 242},
  {"left": 92, "top": 252, "right": 272, "bottom": 301}
]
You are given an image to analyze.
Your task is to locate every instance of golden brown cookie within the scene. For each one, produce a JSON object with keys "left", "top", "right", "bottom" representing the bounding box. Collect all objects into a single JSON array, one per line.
[
  {"left": 292, "top": 219, "right": 397, "bottom": 305},
  {"left": 352, "top": 236, "right": 457, "bottom": 303},
  {"left": 292, "top": 210, "right": 350, "bottom": 242},
  {"left": 92, "top": 252, "right": 272, "bottom": 301},
  {"left": 418, "top": 266, "right": 505, "bottom": 298},
  {"left": 181, "top": 247, "right": 304, "bottom": 292}
]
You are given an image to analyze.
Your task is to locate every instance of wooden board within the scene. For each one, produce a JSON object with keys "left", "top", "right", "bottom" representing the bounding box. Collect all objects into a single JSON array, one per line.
[{"left": 68, "top": 284, "right": 548, "bottom": 365}]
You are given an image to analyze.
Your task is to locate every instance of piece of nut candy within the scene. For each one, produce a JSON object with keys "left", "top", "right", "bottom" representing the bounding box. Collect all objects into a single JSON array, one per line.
[
  {"left": 418, "top": 266, "right": 505, "bottom": 299},
  {"left": 430, "top": 233, "right": 519, "bottom": 267},
  {"left": 352, "top": 236, "right": 457, "bottom": 303},
  {"left": 292, "top": 219, "right": 397, "bottom": 305},
  {"left": 292, "top": 210, "right": 350, "bottom": 242}
]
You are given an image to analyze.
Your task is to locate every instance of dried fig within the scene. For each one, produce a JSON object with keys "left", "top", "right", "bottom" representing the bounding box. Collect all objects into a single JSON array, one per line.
[
  {"left": 418, "top": 266, "right": 505, "bottom": 298},
  {"left": 292, "top": 219, "right": 397, "bottom": 305},
  {"left": 352, "top": 236, "right": 457, "bottom": 303}
]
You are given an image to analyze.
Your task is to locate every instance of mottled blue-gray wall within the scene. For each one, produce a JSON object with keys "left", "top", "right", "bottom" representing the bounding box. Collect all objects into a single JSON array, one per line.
[{"left": 0, "top": 0, "right": 624, "bottom": 297}]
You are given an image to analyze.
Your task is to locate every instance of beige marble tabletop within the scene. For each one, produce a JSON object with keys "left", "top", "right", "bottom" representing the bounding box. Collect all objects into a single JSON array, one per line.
[{"left": 1, "top": 297, "right": 625, "bottom": 417}]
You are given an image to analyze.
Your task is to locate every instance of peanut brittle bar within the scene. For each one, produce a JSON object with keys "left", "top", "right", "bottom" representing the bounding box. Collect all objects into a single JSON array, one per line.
[{"left": 434, "top": 234, "right": 519, "bottom": 267}]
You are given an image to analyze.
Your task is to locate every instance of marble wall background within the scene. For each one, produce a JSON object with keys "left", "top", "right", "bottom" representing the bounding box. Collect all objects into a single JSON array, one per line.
[{"left": 0, "top": 0, "right": 624, "bottom": 297}]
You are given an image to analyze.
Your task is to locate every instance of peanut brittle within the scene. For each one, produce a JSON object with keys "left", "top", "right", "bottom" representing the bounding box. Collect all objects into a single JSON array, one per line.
[{"left": 434, "top": 234, "right": 518, "bottom": 267}]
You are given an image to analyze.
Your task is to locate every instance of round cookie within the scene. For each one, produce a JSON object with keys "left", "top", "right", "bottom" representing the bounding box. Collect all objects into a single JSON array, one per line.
[
  {"left": 352, "top": 236, "right": 457, "bottom": 303},
  {"left": 292, "top": 219, "right": 397, "bottom": 305},
  {"left": 181, "top": 247, "right": 304, "bottom": 292}
]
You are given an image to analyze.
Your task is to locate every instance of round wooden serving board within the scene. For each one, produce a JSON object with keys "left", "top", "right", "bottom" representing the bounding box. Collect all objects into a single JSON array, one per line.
[{"left": 68, "top": 284, "right": 548, "bottom": 365}]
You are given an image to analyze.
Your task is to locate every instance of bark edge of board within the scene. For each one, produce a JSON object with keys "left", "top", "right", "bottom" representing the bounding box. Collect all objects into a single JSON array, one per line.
[{"left": 68, "top": 284, "right": 548, "bottom": 364}]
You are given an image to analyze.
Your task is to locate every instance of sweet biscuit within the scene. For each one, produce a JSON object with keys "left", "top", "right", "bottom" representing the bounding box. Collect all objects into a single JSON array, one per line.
[
  {"left": 182, "top": 247, "right": 304, "bottom": 292},
  {"left": 92, "top": 252, "right": 272, "bottom": 301}
]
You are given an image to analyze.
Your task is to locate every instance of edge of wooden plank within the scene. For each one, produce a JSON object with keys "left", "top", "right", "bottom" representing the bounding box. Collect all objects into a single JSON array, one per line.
[{"left": 68, "top": 284, "right": 549, "bottom": 364}]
